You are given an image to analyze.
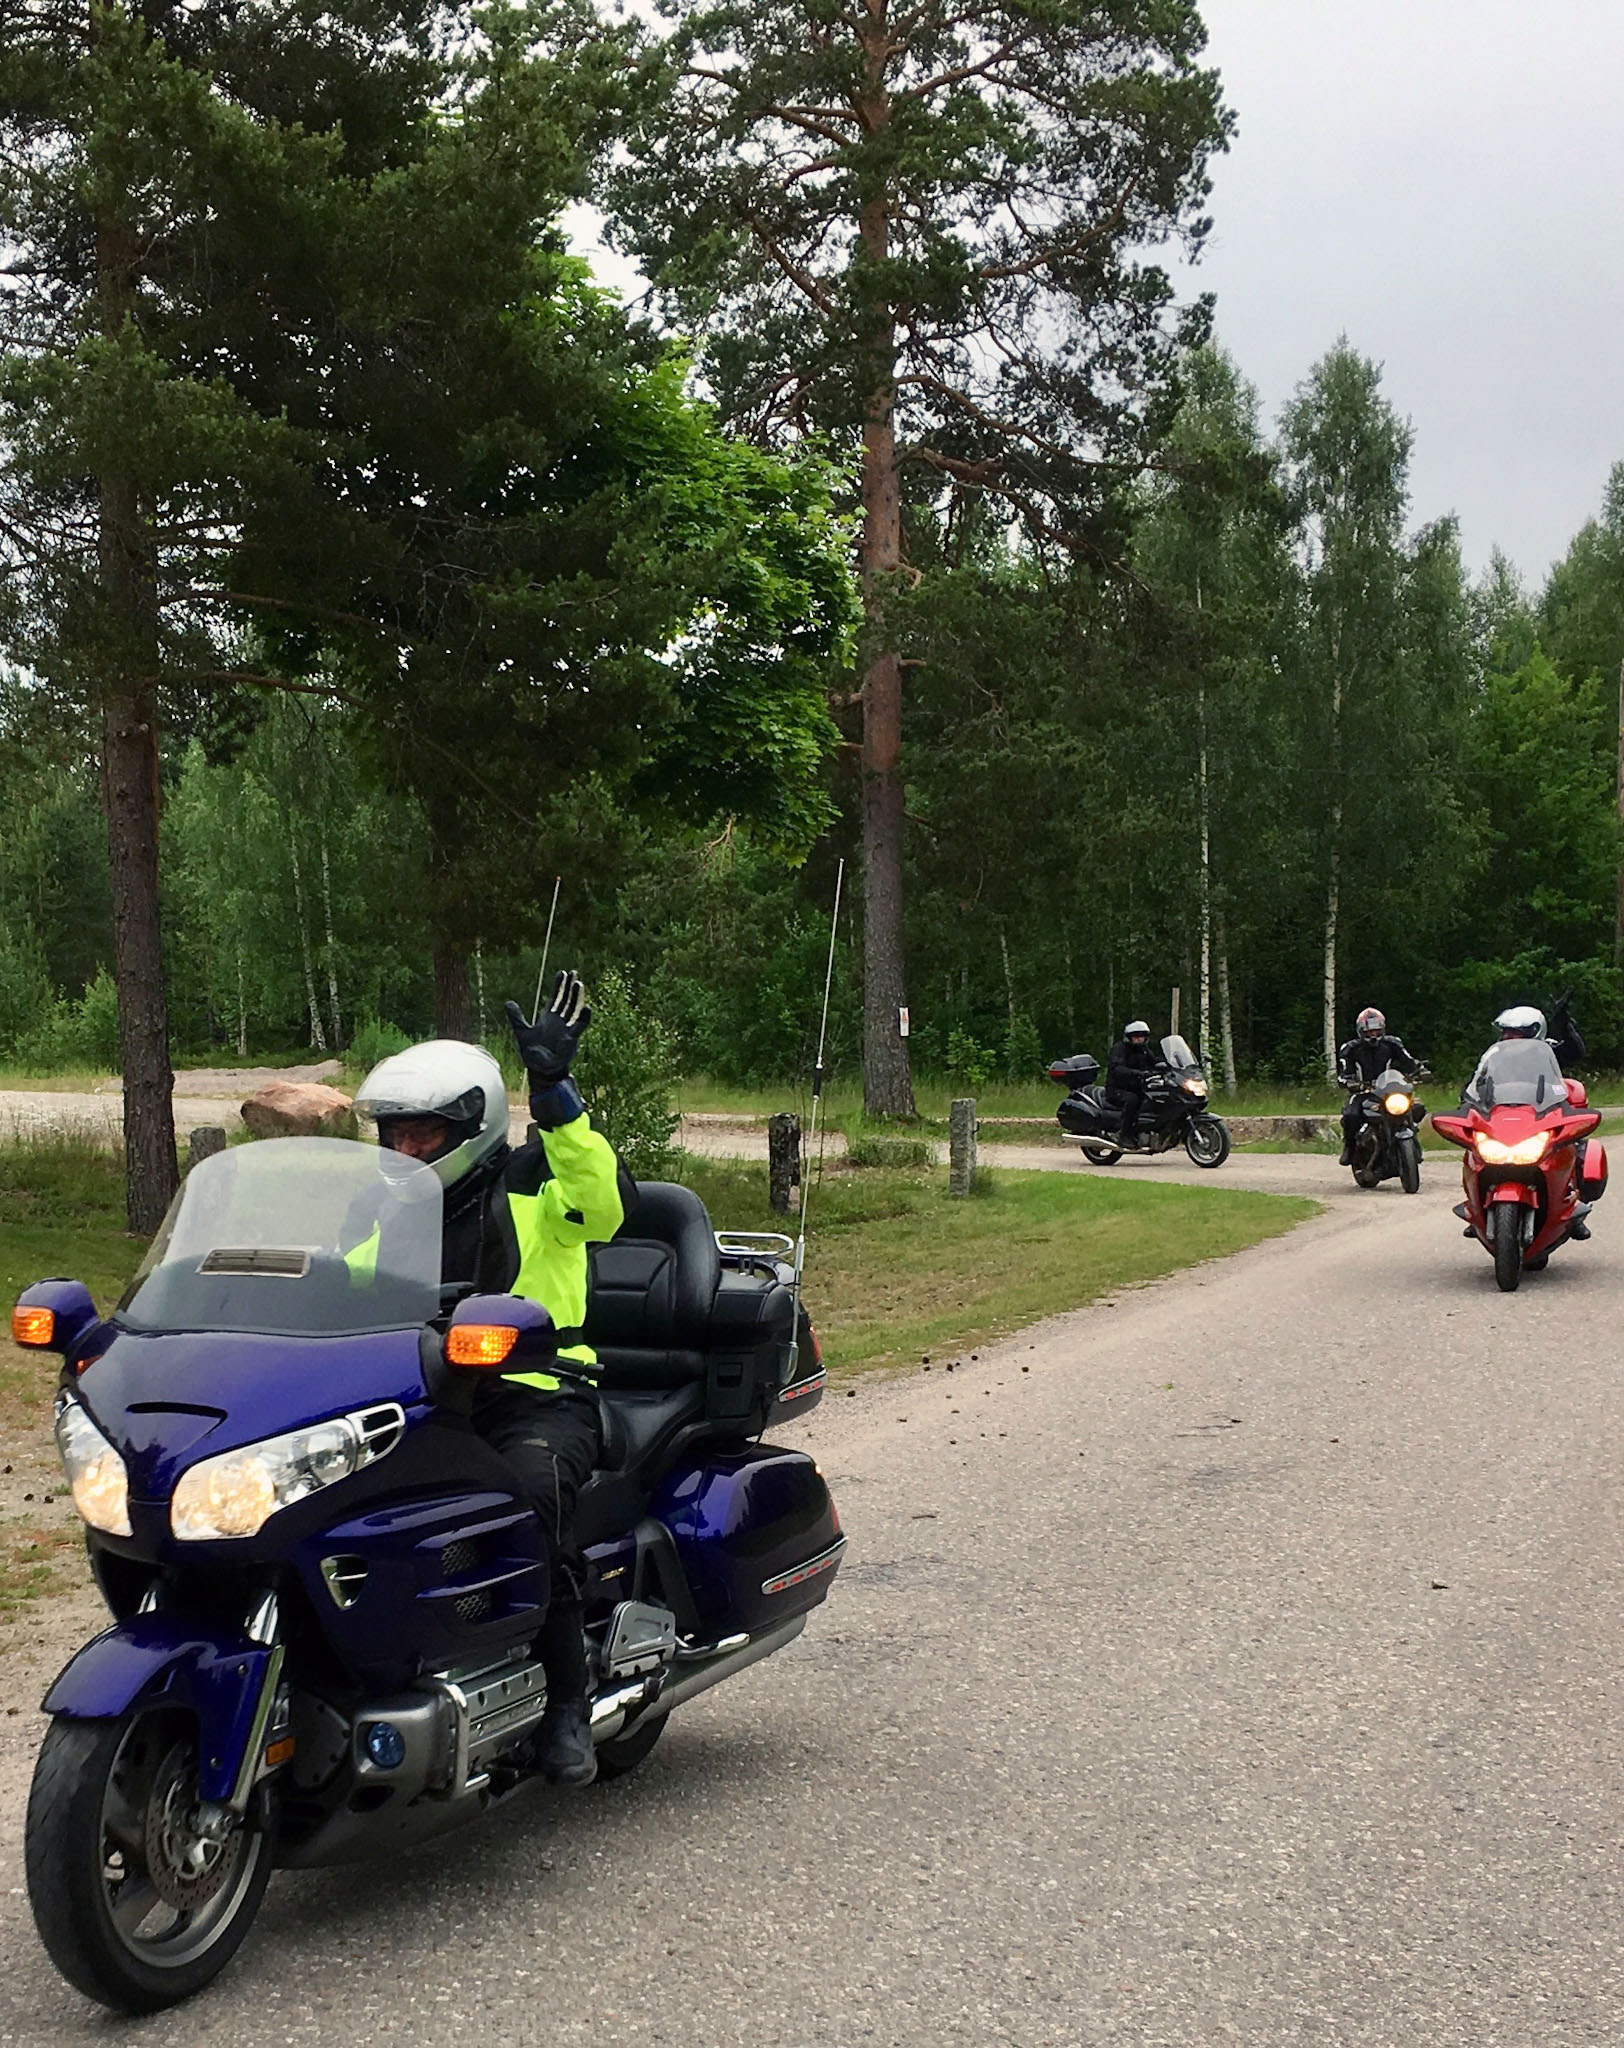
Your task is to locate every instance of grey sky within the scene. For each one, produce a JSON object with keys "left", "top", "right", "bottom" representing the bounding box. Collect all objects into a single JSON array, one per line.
[{"left": 1192, "top": 0, "right": 1624, "bottom": 581}]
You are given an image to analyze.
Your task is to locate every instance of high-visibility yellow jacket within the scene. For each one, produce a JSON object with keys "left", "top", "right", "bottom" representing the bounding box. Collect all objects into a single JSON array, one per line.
[
  {"left": 346, "top": 1111, "right": 625, "bottom": 1392},
  {"left": 490, "top": 1112, "right": 625, "bottom": 1389}
]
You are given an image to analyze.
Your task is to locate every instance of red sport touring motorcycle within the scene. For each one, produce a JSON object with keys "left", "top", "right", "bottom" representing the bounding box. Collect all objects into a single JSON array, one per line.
[{"left": 1431, "top": 1037, "right": 1607, "bottom": 1292}]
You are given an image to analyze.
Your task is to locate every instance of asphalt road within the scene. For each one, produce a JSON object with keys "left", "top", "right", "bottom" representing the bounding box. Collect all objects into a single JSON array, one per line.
[{"left": 3, "top": 1153, "right": 1623, "bottom": 2044}]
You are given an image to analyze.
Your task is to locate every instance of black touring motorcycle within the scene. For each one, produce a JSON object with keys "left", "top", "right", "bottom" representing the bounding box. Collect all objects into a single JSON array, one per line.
[{"left": 1048, "top": 1034, "right": 1231, "bottom": 1169}]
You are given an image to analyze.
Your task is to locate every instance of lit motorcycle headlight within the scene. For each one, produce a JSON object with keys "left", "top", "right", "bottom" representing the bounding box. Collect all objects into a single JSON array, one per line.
[
  {"left": 1383, "top": 1092, "right": 1412, "bottom": 1115},
  {"left": 1180, "top": 1078, "right": 1208, "bottom": 1096},
  {"left": 1476, "top": 1132, "right": 1551, "bottom": 1167},
  {"left": 54, "top": 1395, "right": 132, "bottom": 1537},
  {"left": 172, "top": 1406, "right": 402, "bottom": 1542}
]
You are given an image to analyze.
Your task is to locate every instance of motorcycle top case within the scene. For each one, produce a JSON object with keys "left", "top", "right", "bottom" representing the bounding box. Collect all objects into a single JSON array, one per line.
[
  {"left": 653, "top": 1446, "right": 842, "bottom": 1637},
  {"left": 1048, "top": 1054, "right": 1100, "bottom": 1087}
]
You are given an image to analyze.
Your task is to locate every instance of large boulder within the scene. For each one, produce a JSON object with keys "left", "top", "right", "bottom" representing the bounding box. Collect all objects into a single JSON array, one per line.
[{"left": 240, "top": 1081, "right": 356, "bottom": 1139}]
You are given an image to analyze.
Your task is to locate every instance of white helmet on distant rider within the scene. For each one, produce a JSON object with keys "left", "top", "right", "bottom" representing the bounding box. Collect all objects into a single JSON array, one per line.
[
  {"left": 1123, "top": 1019, "right": 1151, "bottom": 1044},
  {"left": 1355, "top": 1006, "right": 1386, "bottom": 1041},
  {"left": 353, "top": 1041, "right": 509, "bottom": 1191},
  {"left": 1494, "top": 1005, "right": 1546, "bottom": 1041}
]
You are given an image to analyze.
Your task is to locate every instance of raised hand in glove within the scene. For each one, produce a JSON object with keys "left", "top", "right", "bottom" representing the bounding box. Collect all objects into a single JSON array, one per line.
[{"left": 505, "top": 972, "right": 591, "bottom": 1128}]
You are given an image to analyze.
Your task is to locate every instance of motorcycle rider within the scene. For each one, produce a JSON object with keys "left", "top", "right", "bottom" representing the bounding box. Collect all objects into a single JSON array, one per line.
[
  {"left": 1106, "top": 1020, "right": 1158, "bottom": 1146},
  {"left": 1470, "top": 1000, "right": 1592, "bottom": 1236},
  {"left": 1336, "top": 1007, "right": 1423, "bottom": 1167},
  {"left": 353, "top": 970, "right": 625, "bottom": 1784}
]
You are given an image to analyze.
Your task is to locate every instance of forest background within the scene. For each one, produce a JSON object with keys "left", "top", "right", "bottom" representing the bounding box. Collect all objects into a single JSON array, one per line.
[{"left": 4, "top": 0, "right": 1624, "bottom": 1177}]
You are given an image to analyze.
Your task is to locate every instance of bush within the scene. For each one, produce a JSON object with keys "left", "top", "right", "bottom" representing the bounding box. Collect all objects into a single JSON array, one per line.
[
  {"left": 12, "top": 966, "right": 121, "bottom": 1071},
  {"left": 1004, "top": 1013, "right": 1042, "bottom": 1081},
  {"left": 347, "top": 1015, "right": 412, "bottom": 1072},
  {"left": 574, "top": 969, "right": 681, "bottom": 1178},
  {"left": 946, "top": 1027, "right": 996, "bottom": 1092}
]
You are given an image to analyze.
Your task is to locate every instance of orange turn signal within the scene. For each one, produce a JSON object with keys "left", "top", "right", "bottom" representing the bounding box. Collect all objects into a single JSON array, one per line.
[
  {"left": 445, "top": 1323, "right": 519, "bottom": 1368},
  {"left": 11, "top": 1305, "right": 55, "bottom": 1348}
]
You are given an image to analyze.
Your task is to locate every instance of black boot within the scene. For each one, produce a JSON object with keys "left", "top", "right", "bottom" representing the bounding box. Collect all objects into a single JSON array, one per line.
[
  {"left": 1339, "top": 1144, "right": 1354, "bottom": 1167},
  {"left": 536, "top": 1599, "right": 596, "bottom": 1786},
  {"left": 536, "top": 1698, "right": 597, "bottom": 1785}
]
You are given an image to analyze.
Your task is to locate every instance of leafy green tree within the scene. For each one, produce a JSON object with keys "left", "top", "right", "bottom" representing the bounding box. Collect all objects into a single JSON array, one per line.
[{"left": 610, "top": 0, "right": 1230, "bottom": 1116}]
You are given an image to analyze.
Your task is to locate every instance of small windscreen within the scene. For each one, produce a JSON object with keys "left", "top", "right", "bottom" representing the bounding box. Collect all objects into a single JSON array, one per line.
[
  {"left": 1161, "top": 1035, "right": 1198, "bottom": 1070},
  {"left": 118, "top": 1138, "right": 443, "bottom": 1336}
]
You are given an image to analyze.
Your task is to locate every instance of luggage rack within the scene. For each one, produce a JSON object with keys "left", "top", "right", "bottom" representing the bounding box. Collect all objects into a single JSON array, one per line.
[{"left": 715, "top": 1231, "right": 795, "bottom": 1262}]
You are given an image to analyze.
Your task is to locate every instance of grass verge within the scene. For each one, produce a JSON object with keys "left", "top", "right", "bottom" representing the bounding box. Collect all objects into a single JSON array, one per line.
[{"left": 675, "top": 1155, "right": 1318, "bottom": 1379}]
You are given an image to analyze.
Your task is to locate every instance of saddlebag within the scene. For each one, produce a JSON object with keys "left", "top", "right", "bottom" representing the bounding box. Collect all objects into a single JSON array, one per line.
[
  {"left": 1578, "top": 1138, "right": 1609, "bottom": 1205},
  {"left": 654, "top": 1446, "right": 843, "bottom": 1635}
]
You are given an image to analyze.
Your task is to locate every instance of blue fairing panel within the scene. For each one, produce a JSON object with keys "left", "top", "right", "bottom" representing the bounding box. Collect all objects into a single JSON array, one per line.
[{"left": 42, "top": 1614, "right": 275, "bottom": 1805}]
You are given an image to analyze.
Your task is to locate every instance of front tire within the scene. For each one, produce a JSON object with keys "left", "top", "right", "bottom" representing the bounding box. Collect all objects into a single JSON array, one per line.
[
  {"left": 1184, "top": 1117, "right": 1230, "bottom": 1169},
  {"left": 1397, "top": 1132, "right": 1421, "bottom": 1194},
  {"left": 1489, "top": 1205, "right": 1523, "bottom": 1293},
  {"left": 25, "top": 1711, "right": 273, "bottom": 2013}
]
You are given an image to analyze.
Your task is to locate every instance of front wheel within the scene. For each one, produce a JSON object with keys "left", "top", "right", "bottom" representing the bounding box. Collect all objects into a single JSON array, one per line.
[
  {"left": 1397, "top": 1133, "right": 1422, "bottom": 1195},
  {"left": 1184, "top": 1117, "right": 1230, "bottom": 1169},
  {"left": 25, "top": 1711, "right": 273, "bottom": 2013},
  {"left": 1488, "top": 1204, "right": 1523, "bottom": 1293}
]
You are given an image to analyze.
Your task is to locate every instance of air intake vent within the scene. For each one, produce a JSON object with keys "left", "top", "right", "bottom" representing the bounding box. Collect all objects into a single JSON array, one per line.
[
  {"left": 320, "top": 1555, "right": 368, "bottom": 1609},
  {"left": 455, "top": 1590, "right": 493, "bottom": 1623},
  {"left": 197, "top": 1248, "right": 310, "bottom": 1278},
  {"left": 440, "top": 1540, "right": 479, "bottom": 1579}
]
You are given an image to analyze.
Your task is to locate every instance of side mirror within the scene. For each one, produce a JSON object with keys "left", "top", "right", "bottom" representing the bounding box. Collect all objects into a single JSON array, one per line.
[
  {"left": 1565, "top": 1078, "right": 1590, "bottom": 1108},
  {"left": 444, "top": 1292, "right": 558, "bottom": 1371},
  {"left": 1429, "top": 1114, "right": 1472, "bottom": 1149},
  {"left": 12, "top": 1280, "right": 101, "bottom": 1365}
]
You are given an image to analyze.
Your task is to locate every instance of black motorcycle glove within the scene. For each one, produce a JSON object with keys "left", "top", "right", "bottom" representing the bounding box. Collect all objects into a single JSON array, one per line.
[{"left": 505, "top": 972, "right": 592, "bottom": 1130}]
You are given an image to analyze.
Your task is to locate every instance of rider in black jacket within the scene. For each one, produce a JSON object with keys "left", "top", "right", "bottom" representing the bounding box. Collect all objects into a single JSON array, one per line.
[
  {"left": 1106, "top": 1020, "right": 1158, "bottom": 1145},
  {"left": 1337, "top": 1007, "right": 1422, "bottom": 1166}
]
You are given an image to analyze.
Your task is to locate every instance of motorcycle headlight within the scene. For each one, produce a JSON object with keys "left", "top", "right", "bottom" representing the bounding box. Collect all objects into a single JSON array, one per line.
[
  {"left": 54, "top": 1395, "right": 131, "bottom": 1537},
  {"left": 1383, "top": 1092, "right": 1412, "bottom": 1116},
  {"left": 1476, "top": 1132, "right": 1550, "bottom": 1167},
  {"left": 1180, "top": 1078, "right": 1208, "bottom": 1096},
  {"left": 172, "top": 1403, "right": 405, "bottom": 1542}
]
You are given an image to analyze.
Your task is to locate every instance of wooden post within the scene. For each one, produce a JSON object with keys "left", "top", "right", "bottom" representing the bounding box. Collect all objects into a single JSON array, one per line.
[
  {"left": 768, "top": 1112, "right": 801, "bottom": 1214},
  {"left": 187, "top": 1125, "right": 227, "bottom": 1171},
  {"left": 1170, "top": 985, "right": 1181, "bottom": 1038},
  {"left": 949, "top": 1098, "right": 977, "bottom": 1198}
]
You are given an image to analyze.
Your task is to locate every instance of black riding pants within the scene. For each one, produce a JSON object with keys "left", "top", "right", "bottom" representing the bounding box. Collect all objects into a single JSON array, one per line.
[
  {"left": 1110, "top": 1085, "right": 1145, "bottom": 1142},
  {"left": 471, "top": 1381, "right": 602, "bottom": 1700},
  {"left": 1341, "top": 1099, "right": 1366, "bottom": 1154}
]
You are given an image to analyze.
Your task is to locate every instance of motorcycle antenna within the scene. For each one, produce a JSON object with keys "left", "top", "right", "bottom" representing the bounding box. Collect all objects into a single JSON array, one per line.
[
  {"left": 529, "top": 876, "right": 562, "bottom": 1017},
  {"left": 791, "top": 856, "right": 844, "bottom": 1362}
]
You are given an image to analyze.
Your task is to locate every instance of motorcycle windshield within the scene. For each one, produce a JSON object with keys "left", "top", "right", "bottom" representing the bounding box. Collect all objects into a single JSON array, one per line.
[
  {"left": 117, "top": 1138, "right": 444, "bottom": 1336},
  {"left": 1464, "top": 1039, "right": 1567, "bottom": 1113},
  {"left": 1161, "top": 1034, "right": 1199, "bottom": 1071},
  {"left": 1373, "top": 1067, "right": 1410, "bottom": 1093}
]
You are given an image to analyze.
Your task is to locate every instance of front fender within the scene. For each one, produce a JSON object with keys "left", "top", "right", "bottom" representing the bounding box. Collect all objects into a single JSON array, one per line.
[
  {"left": 1485, "top": 1181, "right": 1539, "bottom": 1207},
  {"left": 43, "top": 1614, "right": 278, "bottom": 1806}
]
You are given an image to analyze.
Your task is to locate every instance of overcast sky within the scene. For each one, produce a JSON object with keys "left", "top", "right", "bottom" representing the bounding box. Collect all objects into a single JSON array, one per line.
[{"left": 1192, "top": 0, "right": 1624, "bottom": 581}]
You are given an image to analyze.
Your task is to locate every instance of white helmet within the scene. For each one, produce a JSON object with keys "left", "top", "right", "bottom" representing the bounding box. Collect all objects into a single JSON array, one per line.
[
  {"left": 353, "top": 1040, "right": 508, "bottom": 1190},
  {"left": 1124, "top": 1019, "right": 1151, "bottom": 1039},
  {"left": 1494, "top": 1005, "right": 1546, "bottom": 1040}
]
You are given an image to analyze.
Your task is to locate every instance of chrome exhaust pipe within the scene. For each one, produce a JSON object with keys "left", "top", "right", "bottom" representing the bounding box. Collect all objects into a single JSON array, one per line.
[{"left": 657, "top": 1614, "right": 807, "bottom": 1713}]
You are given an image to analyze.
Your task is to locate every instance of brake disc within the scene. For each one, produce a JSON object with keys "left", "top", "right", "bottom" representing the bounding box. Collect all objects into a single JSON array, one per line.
[{"left": 142, "top": 1741, "right": 243, "bottom": 1911}]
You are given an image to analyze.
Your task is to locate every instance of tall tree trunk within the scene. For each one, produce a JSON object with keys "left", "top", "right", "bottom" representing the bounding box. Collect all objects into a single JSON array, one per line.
[
  {"left": 1197, "top": 686, "right": 1211, "bottom": 1063},
  {"left": 96, "top": 174, "right": 174, "bottom": 1233},
  {"left": 285, "top": 824, "right": 327, "bottom": 1053},
  {"left": 1215, "top": 915, "right": 1237, "bottom": 1094},
  {"left": 101, "top": 653, "right": 175, "bottom": 1234},
  {"left": 1323, "top": 665, "right": 1344, "bottom": 1086},
  {"left": 1614, "top": 656, "right": 1624, "bottom": 970},
  {"left": 318, "top": 818, "right": 342, "bottom": 1049},
  {"left": 434, "top": 943, "right": 474, "bottom": 1039},
  {"left": 474, "top": 941, "right": 486, "bottom": 1040},
  {"left": 855, "top": 27, "right": 913, "bottom": 1119},
  {"left": 236, "top": 946, "right": 247, "bottom": 1059}
]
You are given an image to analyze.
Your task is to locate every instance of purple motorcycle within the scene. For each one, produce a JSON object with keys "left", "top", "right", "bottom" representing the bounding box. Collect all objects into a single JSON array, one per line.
[{"left": 14, "top": 1139, "right": 841, "bottom": 2012}]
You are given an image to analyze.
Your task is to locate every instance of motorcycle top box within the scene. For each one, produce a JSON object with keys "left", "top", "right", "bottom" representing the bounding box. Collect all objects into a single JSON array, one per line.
[{"left": 15, "top": 1139, "right": 842, "bottom": 2015}]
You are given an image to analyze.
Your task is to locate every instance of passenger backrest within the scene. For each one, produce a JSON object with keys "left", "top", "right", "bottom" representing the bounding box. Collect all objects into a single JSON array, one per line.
[{"left": 586, "top": 1182, "right": 722, "bottom": 1388}]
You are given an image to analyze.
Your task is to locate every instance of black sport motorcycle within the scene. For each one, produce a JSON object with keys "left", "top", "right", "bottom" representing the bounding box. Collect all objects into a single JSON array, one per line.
[
  {"left": 1048, "top": 1034, "right": 1231, "bottom": 1169},
  {"left": 1340, "top": 1064, "right": 1428, "bottom": 1193}
]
